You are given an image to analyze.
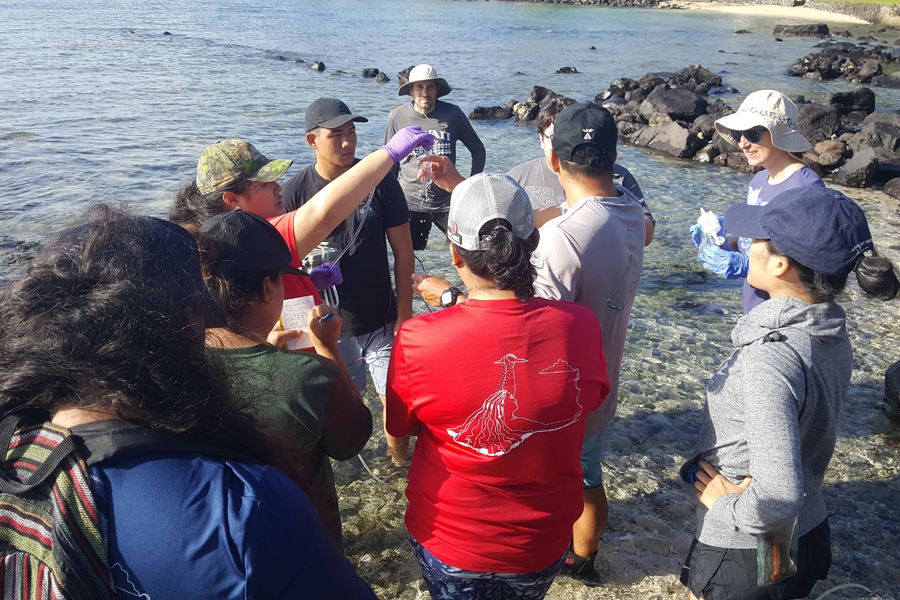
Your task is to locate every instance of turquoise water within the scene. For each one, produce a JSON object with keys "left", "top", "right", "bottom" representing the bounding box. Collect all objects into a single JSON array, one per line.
[
  {"left": 2, "top": 0, "right": 898, "bottom": 251},
  {"left": 3, "top": 2, "right": 900, "bottom": 595},
  {"left": 2, "top": 0, "right": 898, "bottom": 371},
  {"left": 1, "top": 1, "right": 898, "bottom": 358}
]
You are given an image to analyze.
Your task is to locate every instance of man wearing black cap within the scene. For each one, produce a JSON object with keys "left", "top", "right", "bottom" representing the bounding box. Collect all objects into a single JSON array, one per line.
[
  {"left": 282, "top": 97, "right": 416, "bottom": 467},
  {"left": 532, "top": 101, "right": 646, "bottom": 585}
]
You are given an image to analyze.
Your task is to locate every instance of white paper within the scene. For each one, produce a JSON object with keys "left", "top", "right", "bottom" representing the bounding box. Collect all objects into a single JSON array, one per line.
[{"left": 281, "top": 295, "right": 316, "bottom": 350}]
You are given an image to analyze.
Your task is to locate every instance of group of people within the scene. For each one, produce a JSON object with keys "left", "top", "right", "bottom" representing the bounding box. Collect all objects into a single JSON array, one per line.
[{"left": 0, "top": 61, "right": 897, "bottom": 600}]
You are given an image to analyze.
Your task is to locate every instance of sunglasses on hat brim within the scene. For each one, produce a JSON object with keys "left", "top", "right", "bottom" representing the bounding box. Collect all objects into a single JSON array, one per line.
[{"left": 731, "top": 128, "right": 766, "bottom": 144}]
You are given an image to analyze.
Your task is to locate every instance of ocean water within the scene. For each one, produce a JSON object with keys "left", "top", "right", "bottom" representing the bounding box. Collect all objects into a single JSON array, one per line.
[
  {"left": 2, "top": 0, "right": 899, "bottom": 249},
  {"left": 2, "top": 0, "right": 899, "bottom": 402},
  {"left": 3, "top": 1, "right": 900, "bottom": 596}
]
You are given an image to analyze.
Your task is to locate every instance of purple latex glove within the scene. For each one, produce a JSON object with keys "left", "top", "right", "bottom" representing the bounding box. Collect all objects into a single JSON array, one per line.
[
  {"left": 309, "top": 262, "right": 343, "bottom": 290},
  {"left": 700, "top": 245, "right": 749, "bottom": 279},
  {"left": 381, "top": 126, "right": 435, "bottom": 163}
]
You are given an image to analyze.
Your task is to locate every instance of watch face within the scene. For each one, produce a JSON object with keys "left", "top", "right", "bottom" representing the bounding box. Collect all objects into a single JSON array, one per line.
[{"left": 441, "top": 289, "right": 453, "bottom": 306}]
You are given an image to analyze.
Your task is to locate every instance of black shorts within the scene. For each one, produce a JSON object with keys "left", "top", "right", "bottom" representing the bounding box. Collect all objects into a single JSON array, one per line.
[
  {"left": 410, "top": 211, "right": 449, "bottom": 251},
  {"left": 680, "top": 518, "right": 831, "bottom": 600}
]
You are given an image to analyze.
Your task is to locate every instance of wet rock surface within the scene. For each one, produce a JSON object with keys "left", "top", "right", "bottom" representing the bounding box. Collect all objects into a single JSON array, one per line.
[
  {"left": 468, "top": 105, "right": 514, "bottom": 120},
  {"left": 773, "top": 23, "right": 830, "bottom": 38},
  {"left": 478, "top": 63, "right": 898, "bottom": 188},
  {"left": 884, "top": 361, "right": 900, "bottom": 419},
  {"left": 787, "top": 39, "right": 900, "bottom": 85},
  {"left": 397, "top": 65, "right": 415, "bottom": 86}
]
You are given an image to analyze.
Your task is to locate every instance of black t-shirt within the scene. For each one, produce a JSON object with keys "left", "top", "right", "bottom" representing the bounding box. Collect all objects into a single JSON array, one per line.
[{"left": 281, "top": 162, "right": 409, "bottom": 336}]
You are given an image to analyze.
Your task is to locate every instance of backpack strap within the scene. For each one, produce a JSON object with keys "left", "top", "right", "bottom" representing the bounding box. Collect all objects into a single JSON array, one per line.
[
  {"left": 0, "top": 414, "right": 79, "bottom": 494},
  {"left": 0, "top": 416, "right": 113, "bottom": 600},
  {"left": 762, "top": 331, "right": 808, "bottom": 404},
  {"left": 70, "top": 420, "right": 258, "bottom": 467}
]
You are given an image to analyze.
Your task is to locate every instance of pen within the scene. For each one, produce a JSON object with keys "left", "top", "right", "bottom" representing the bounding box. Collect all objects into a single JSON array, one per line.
[{"left": 318, "top": 312, "right": 336, "bottom": 323}]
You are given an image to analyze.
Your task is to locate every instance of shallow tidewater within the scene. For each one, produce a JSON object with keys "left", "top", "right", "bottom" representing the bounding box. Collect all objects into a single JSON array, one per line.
[{"left": 2, "top": 0, "right": 899, "bottom": 597}]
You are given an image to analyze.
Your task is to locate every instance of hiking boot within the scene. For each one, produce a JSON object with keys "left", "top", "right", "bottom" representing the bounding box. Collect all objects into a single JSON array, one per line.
[{"left": 563, "top": 547, "right": 604, "bottom": 587}]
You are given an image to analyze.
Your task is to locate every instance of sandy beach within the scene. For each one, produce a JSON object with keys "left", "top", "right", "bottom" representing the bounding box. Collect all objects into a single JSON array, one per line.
[{"left": 670, "top": 1, "right": 870, "bottom": 24}]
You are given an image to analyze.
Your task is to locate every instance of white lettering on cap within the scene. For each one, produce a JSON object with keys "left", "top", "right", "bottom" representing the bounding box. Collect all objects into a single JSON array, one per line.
[{"left": 583, "top": 128, "right": 594, "bottom": 140}]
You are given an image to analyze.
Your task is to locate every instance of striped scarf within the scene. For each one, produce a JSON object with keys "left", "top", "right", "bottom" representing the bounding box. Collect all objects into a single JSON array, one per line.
[{"left": 0, "top": 421, "right": 112, "bottom": 600}]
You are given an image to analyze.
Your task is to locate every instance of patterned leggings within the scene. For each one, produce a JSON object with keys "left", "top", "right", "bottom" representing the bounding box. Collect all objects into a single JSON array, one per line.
[{"left": 408, "top": 534, "right": 567, "bottom": 600}]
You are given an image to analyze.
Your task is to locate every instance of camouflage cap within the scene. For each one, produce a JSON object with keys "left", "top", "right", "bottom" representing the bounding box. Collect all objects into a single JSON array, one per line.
[{"left": 196, "top": 139, "right": 293, "bottom": 195}]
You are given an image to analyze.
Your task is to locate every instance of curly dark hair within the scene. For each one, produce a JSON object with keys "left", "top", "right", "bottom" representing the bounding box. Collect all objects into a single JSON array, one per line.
[
  {"left": 0, "top": 204, "right": 259, "bottom": 454},
  {"left": 169, "top": 179, "right": 252, "bottom": 229},
  {"left": 454, "top": 219, "right": 540, "bottom": 301},
  {"left": 766, "top": 240, "right": 900, "bottom": 303}
]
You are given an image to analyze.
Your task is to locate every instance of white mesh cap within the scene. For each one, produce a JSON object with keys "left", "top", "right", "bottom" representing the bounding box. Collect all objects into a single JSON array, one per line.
[{"left": 447, "top": 173, "right": 536, "bottom": 251}]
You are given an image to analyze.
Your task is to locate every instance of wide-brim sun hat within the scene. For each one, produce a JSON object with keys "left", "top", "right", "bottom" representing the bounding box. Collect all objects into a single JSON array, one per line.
[
  {"left": 196, "top": 139, "right": 293, "bottom": 195},
  {"left": 447, "top": 173, "right": 536, "bottom": 251},
  {"left": 714, "top": 90, "right": 812, "bottom": 153},
  {"left": 398, "top": 64, "right": 452, "bottom": 98}
]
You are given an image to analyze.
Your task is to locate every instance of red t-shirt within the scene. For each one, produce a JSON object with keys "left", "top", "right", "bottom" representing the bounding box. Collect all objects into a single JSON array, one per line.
[
  {"left": 386, "top": 297, "right": 610, "bottom": 573},
  {"left": 269, "top": 212, "right": 322, "bottom": 353},
  {"left": 268, "top": 212, "right": 323, "bottom": 305}
]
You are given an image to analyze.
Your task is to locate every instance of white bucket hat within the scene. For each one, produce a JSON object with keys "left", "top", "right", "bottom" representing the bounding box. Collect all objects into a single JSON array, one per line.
[
  {"left": 398, "top": 64, "right": 452, "bottom": 98},
  {"left": 714, "top": 90, "right": 812, "bottom": 153}
]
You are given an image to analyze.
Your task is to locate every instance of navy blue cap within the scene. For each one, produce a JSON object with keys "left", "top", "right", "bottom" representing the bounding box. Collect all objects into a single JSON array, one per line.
[
  {"left": 725, "top": 187, "right": 874, "bottom": 277},
  {"left": 551, "top": 102, "right": 617, "bottom": 163}
]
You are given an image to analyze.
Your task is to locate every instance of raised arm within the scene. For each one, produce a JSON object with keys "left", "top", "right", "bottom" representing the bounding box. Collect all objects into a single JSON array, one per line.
[{"left": 290, "top": 127, "right": 433, "bottom": 259}]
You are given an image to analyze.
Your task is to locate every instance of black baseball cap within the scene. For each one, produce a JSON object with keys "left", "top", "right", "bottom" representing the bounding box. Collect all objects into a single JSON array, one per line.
[
  {"left": 725, "top": 187, "right": 874, "bottom": 277},
  {"left": 552, "top": 102, "right": 618, "bottom": 163},
  {"left": 199, "top": 210, "right": 309, "bottom": 278},
  {"left": 305, "top": 97, "right": 368, "bottom": 134}
]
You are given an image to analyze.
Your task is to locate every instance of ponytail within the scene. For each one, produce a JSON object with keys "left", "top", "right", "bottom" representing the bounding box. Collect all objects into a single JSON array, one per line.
[
  {"left": 855, "top": 251, "right": 900, "bottom": 300},
  {"left": 767, "top": 240, "right": 899, "bottom": 303},
  {"left": 194, "top": 231, "right": 280, "bottom": 330},
  {"left": 454, "top": 219, "right": 539, "bottom": 301},
  {"left": 169, "top": 179, "right": 252, "bottom": 229}
]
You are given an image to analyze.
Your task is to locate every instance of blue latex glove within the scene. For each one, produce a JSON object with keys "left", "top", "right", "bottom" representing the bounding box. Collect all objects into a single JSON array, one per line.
[
  {"left": 309, "top": 262, "right": 343, "bottom": 290},
  {"left": 689, "top": 214, "right": 726, "bottom": 248},
  {"left": 700, "top": 245, "right": 749, "bottom": 279},
  {"left": 381, "top": 126, "right": 435, "bottom": 163}
]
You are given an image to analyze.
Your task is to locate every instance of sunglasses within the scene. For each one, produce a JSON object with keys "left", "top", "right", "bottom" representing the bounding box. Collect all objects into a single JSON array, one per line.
[{"left": 731, "top": 128, "right": 766, "bottom": 144}]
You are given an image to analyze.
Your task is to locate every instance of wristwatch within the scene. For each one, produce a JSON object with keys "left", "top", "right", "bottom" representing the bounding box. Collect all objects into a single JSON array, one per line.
[{"left": 440, "top": 286, "right": 463, "bottom": 308}]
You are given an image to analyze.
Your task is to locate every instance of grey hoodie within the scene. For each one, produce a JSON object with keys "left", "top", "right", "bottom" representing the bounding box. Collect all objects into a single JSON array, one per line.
[{"left": 682, "top": 296, "right": 851, "bottom": 549}]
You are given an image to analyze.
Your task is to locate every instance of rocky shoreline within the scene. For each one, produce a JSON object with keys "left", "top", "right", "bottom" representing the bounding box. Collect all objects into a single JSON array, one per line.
[{"left": 469, "top": 57, "right": 900, "bottom": 191}]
